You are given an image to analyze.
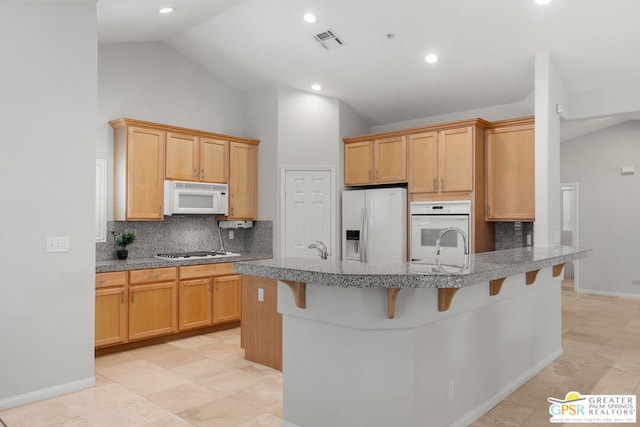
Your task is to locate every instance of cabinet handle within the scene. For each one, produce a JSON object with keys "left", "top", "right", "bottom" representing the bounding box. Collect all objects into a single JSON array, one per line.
[
  {"left": 147, "top": 273, "right": 160, "bottom": 278},
  {"left": 121, "top": 290, "right": 124, "bottom": 304},
  {"left": 96, "top": 279, "right": 106, "bottom": 283},
  {"left": 201, "top": 169, "right": 205, "bottom": 179},
  {"left": 215, "top": 283, "right": 219, "bottom": 291},
  {"left": 488, "top": 206, "right": 491, "bottom": 218},
  {"left": 440, "top": 178, "right": 444, "bottom": 190},
  {"left": 207, "top": 280, "right": 212, "bottom": 292},
  {"left": 376, "top": 170, "right": 378, "bottom": 180},
  {"left": 432, "top": 178, "right": 436, "bottom": 190},
  {"left": 131, "top": 290, "right": 135, "bottom": 303},
  {"left": 159, "top": 206, "right": 162, "bottom": 216},
  {"left": 369, "top": 171, "right": 371, "bottom": 181},
  {"left": 193, "top": 168, "right": 197, "bottom": 178}
]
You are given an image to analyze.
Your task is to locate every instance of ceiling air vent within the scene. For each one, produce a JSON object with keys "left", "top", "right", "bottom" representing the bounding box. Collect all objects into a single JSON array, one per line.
[{"left": 313, "top": 29, "right": 346, "bottom": 50}]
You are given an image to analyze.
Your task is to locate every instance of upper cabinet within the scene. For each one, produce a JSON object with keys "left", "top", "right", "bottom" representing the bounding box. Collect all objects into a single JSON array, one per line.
[
  {"left": 408, "top": 126, "right": 474, "bottom": 195},
  {"left": 486, "top": 117, "right": 535, "bottom": 221},
  {"left": 110, "top": 118, "right": 259, "bottom": 221},
  {"left": 229, "top": 142, "right": 258, "bottom": 220},
  {"left": 165, "top": 133, "right": 228, "bottom": 183},
  {"left": 344, "top": 136, "right": 407, "bottom": 186},
  {"left": 112, "top": 124, "right": 165, "bottom": 221}
]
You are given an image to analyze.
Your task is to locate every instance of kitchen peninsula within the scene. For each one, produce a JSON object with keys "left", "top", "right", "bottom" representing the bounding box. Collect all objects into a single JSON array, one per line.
[{"left": 235, "top": 246, "right": 591, "bottom": 427}]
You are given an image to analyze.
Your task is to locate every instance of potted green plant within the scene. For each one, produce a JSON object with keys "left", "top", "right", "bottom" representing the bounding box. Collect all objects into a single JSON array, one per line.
[{"left": 112, "top": 229, "right": 137, "bottom": 260}]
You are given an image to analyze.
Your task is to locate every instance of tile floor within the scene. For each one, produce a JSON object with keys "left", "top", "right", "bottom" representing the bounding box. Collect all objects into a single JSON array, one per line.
[{"left": 1, "top": 280, "right": 640, "bottom": 426}]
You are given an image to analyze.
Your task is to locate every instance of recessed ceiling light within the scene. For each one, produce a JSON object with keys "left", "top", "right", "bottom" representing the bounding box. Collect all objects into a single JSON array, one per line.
[
  {"left": 534, "top": 0, "right": 552, "bottom": 4},
  {"left": 158, "top": 7, "right": 174, "bottom": 14},
  {"left": 311, "top": 84, "right": 322, "bottom": 91},
  {"left": 303, "top": 13, "right": 317, "bottom": 24},
  {"left": 424, "top": 54, "right": 439, "bottom": 64}
]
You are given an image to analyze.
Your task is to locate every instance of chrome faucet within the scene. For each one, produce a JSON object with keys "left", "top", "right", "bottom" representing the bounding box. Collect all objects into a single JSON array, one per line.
[
  {"left": 435, "top": 227, "right": 469, "bottom": 272},
  {"left": 308, "top": 241, "right": 329, "bottom": 259}
]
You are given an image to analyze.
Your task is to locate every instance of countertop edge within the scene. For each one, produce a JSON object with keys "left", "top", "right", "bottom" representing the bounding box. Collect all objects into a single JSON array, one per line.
[{"left": 96, "top": 253, "right": 273, "bottom": 273}]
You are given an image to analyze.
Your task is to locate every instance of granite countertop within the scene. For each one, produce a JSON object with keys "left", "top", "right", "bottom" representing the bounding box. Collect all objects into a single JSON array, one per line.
[
  {"left": 233, "top": 246, "right": 592, "bottom": 289},
  {"left": 96, "top": 252, "right": 273, "bottom": 273}
]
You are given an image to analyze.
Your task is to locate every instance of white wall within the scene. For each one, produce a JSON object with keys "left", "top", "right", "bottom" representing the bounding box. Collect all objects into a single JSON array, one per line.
[
  {"left": 0, "top": 2, "right": 97, "bottom": 408},
  {"left": 561, "top": 121, "right": 640, "bottom": 296},
  {"left": 370, "top": 92, "right": 534, "bottom": 133},
  {"left": 98, "top": 42, "right": 248, "bottom": 220},
  {"left": 534, "top": 53, "right": 566, "bottom": 247}
]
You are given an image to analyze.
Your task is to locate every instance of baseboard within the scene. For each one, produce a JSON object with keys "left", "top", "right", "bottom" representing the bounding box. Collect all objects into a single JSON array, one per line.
[
  {"left": 450, "top": 347, "right": 563, "bottom": 427},
  {"left": 280, "top": 419, "right": 300, "bottom": 427},
  {"left": 0, "top": 377, "right": 95, "bottom": 411},
  {"left": 576, "top": 288, "right": 640, "bottom": 300}
]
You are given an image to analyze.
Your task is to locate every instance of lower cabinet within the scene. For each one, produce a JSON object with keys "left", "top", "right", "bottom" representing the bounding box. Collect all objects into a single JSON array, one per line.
[
  {"left": 129, "top": 282, "right": 178, "bottom": 341},
  {"left": 179, "top": 278, "right": 213, "bottom": 330},
  {"left": 95, "top": 272, "right": 128, "bottom": 348},
  {"left": 213, "top": 275, "right": 242, "bottom": 324},
  {"left": 95, "top": 264, "right": 243, "bottom": 349}
]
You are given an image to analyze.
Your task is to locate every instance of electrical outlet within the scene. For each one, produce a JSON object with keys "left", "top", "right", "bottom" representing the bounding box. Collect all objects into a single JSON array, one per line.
[
  {"left": 46, "top": 237, "right": 69, "bottom": 253},
  {"left": 448, "top": 380, "right": 455, "bottom": 400},
  {"left": 258, "top": 288, "right": 264, "bottom": 302},
  {"left": 229, "top": 230, "right": 234, "bottom": 240},
  {"left": 526, "top": 234, "right": 532, "bottom": 246}
]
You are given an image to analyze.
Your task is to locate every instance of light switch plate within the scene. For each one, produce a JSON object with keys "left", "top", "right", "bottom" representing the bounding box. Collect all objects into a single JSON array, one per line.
[{"left": 46, "top": 237, "right": 69, "bottom": 252}]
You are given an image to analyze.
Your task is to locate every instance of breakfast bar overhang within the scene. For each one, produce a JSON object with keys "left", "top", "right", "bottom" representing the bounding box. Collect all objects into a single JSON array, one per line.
[{"left": 235, "top": 246, "right": 591, "bottom": 427}]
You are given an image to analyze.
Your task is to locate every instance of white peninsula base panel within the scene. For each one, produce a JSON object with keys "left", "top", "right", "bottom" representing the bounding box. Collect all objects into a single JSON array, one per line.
[{"left": 278, "top": 268, "right": 562, "bottom": 427}]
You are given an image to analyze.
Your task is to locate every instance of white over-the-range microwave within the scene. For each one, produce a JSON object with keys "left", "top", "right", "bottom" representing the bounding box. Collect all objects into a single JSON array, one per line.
[{"left": 164, "top": 180, "right": 228, "bottom": 215}]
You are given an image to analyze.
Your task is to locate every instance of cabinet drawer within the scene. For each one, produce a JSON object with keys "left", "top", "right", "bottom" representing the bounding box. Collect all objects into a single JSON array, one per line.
[
  {"left": 95, "top": 271, "right": 127, "bottom": 288},
  {"left": 129, "top": 267, "right": 177, "bottom": 285},
  {"left": 179, "top": 263, "right": 235, "bottom": 280}
]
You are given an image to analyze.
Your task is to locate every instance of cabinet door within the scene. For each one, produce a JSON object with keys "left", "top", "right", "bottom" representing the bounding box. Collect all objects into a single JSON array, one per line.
[
  {"left": 344, "top": 141, "right": 373, "bottom": 185},
  {"left": 95, "top": 287, "right": 127, "bottom": 347},
  {"left": 229, "top": 142, "right": 258, "bottom": 219},
  {"left": 200, "top": 138, "right": 228, "bottom": 183},
  {"left": 126, "top": 126, "right": 165, "bottom": 220},
  {"left": 179, "top": 278, "right": 213, "bottom": 331},
  {"left": 374, "top": 136, "right": 407, "bottom": 183},
  {"left": 408, "top": 132, "right": 438, "bottom": 193},
  {"left": 165, "top": 132, "right": 199, "bottom": 181},
  {"left": 439, "top": 127, "right": 473, "bottom": 193},
  {"left": 129, "top": 282, "right": 177, "bottom": 341},
  {"left": 486, "top": 124, "right": 535, "bottom": 220},
  {"left": 213, "top": 275, "right": 241, "bottom": 324}
]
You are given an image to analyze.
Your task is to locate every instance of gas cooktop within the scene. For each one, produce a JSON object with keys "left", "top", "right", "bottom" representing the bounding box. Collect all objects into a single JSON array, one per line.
[{"left": 155, "top": 251, "right": 241, "bottom": 260}]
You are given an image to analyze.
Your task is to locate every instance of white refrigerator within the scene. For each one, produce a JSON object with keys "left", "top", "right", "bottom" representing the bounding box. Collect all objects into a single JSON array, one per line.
[{"left": 342, "top": 188, "right": 407, "bottom": 263}]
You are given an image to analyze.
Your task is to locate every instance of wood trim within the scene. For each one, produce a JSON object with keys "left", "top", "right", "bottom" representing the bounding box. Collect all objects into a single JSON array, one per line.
[
  {"left": 526, "top": 269, "right": 540, "bottom": 285},
  {"left": 552, "top": 263, "right": 566, "bottom": 277},
  {"left": 110, "top": 117, "right": 260, "bottom": 145},
  {"left": 489, "top": 277, "right": 507, "bottom": 296},
  {"left": 438, "top": 288, "right": 459, "bottom": 312},
  {"left": 281, "top": 280, "right": 306, "bottom": 309},
  {"left": 387, "top": 288, "right": 401, "bottom": 319},
  {"left": 343, "top": 118, "right": 491, "bottom": 143},
  {"left": 486, "top": 116, "right": 534, "bottom": 129}
]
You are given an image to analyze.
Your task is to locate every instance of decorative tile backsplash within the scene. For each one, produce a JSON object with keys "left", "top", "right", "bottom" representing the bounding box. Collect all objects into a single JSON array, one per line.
[
  {"left": 96, "top": 216, "right": 273, "bottom": 261},
  {"left": 494, "top": 222, "right": 534, "bottom": 250}
]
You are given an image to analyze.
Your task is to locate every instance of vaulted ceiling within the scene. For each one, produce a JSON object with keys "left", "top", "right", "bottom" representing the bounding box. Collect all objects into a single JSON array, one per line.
[{"left": 97, "top": 0, "right": 640, "bottom": 136}]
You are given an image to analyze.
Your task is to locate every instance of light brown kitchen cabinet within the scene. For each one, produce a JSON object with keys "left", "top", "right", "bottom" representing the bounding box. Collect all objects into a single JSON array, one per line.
[
  {"left": 178, "top": 263, "right": 237, "bottom": 331},
  {"left": 165, "top": 132, "right": 199, "bottom": 181},
  {"left": 200, "top": 138, "right": 228, "bottom": 183},
  {"left": 213, "top": 275, "right": 242, "bottom": 324},
  {"left": 408, "top": 127, "right": 474, "bottom": 194},
  {"left": 111, "top": 124, "right": 165, "bottom": 220},
  {"left": 179, "top": 278, "right": 213, "bottom": 330},
  {"left": 344, "top": 136, "right": 407, "bottom": 186},
  {"left": 344, "top": 141, "right": 373, "bottom": 185},
  {"left": 128, "top": 267, "right": 177, "bottom": 341},
  {"left": 408, "top": 132, "right": 438, "bottom": 193},
  {"left": 165, "top": 134, "right": 229, "bottom": 183},
  {"left": 486, "top": 117, "right": 535, "bottom": 221},
  {"left": 229, "top": 142, "right": 258, "bottom": 219},
  {"left": 95, "top": 272, "right": 127, "bottom": 348}
]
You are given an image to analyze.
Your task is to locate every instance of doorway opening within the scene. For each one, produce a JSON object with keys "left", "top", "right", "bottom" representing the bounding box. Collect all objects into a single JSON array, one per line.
[{"left": 561, "top": 183, "right": 579, "bottom": 291}]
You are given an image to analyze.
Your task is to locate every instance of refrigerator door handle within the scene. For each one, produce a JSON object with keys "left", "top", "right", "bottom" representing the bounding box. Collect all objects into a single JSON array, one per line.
[{"left": 360, "top": 207, "right": 367, "bottom": 263}]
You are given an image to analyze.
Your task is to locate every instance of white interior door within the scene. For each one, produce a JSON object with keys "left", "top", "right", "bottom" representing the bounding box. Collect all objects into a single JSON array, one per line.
[{"left": 283, "top": 169, "right": 333, "bottom": 258}]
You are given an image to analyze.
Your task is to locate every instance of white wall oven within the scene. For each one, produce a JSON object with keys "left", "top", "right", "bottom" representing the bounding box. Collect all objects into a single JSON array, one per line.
[{"left": 410, "top": 201, "right": 471, "bottom": 263}]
